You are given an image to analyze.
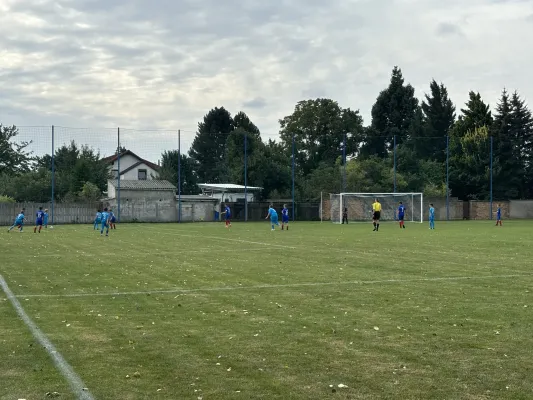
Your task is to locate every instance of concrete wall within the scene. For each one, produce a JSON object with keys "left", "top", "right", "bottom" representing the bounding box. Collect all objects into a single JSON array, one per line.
[
  {"left": 179, "top": 201, "right": 217, "bottom": 222},
  {"left": 509, "top": 200, "right": 533, "bottom": 219},
  {"left": 0, "top": 202, "right": 99, "bottom": 225},
  {"left": 106, "top": 190, "right": 176, "bottom": 222},
  {"left": 468, "top": 201, "right": 510, "bottom": 220}
]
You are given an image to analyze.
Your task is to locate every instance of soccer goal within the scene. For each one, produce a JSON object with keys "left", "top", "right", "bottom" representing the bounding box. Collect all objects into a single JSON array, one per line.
[{"left": 329, "top": 193, "right": 424, "bottom": 223}]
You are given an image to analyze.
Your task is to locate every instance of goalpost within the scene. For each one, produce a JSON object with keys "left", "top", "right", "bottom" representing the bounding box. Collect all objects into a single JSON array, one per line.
[{"left": 329, "top": 193, "right": 424, "bottom": 223}]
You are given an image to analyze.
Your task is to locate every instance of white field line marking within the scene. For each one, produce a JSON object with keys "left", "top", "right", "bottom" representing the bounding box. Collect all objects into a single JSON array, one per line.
[
  {"left": 0, "top": 275, "right": 95, "bottom": 400},
  {"left": 171, "top": 232, "right": 296, "bottom": 249},
  {"left": 14, "top": 273, "right": 533, "bottom": 299}
]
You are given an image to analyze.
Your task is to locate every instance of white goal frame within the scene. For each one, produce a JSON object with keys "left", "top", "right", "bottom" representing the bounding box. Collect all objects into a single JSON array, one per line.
[{"left": 336, "top": 192, "right": 424, "bottom": 223}]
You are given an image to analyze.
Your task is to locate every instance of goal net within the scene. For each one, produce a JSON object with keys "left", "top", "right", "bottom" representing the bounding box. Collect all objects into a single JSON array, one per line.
[{"left": 329, "top": 193, "right": 423, "bottom": 223}]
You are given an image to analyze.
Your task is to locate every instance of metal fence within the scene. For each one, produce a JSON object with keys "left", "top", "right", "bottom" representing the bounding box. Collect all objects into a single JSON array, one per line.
[{"left": 2, "top": 126, "right": 530, "bottom": 223}]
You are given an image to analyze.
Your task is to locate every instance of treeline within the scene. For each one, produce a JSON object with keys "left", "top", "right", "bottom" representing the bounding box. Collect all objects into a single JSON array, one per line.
[{"left": 2, "top": 66, "right": 533, "bottom": 203}]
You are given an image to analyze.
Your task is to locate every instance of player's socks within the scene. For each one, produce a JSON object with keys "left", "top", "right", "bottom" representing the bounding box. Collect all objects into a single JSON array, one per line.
[
  {"left": 33, "top": 227, "right": 36, "bottom": 233},
  {"left": 376, "top": 224, "right": 379, "bottom": 231}
]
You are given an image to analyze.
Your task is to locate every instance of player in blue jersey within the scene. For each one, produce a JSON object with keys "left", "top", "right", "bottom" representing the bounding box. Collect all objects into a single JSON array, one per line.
[
  {"left": 265, "top": 204, "right": 279, "bottom": 231},
  {"left": 43, "top": 209, "right": 49, "bottom": 228},
  {"left": 100, "top": 208, "right": 110, "bottom": 236},
  {"left": 496, "top": 204, "right": 502, "bottom": 226},
  {"left": 281, "top": 204, "right": 289, "bottom": 230},
  {"left": 429, "top": 203, "right": 435, "bottom": 229},
  {"left": 221, "top": 204, "right": 231, "bottom": 228},
  {"left": 94, "top": 209, "right": 102, "bottom": 230},
  {"left": 8, "top": 210, "right": 25, "bottom": 232},
  {"left": 398, "top": 201, "right": 406, "bottom": 229},
  {"left": 34, "top": 207, "right": 45, "bottom": 233},
  {"left": 109, "top": 209, "right": 117, "bottom": 229}
]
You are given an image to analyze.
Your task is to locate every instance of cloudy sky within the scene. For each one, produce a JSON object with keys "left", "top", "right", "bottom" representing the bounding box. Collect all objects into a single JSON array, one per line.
[{"left": 1, "top": 0, "right": 533, "bottom": 161}]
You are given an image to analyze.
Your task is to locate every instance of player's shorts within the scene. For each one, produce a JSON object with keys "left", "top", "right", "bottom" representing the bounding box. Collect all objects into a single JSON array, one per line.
[
  {"left": 282, "top": 216, "right": 289, "bottom": 223},
  {"left": 271, "top": 215, "right": 279, "bottom": 224},
  {"left": 111, "top": 216, "right": 116, "bottom": 223},
  {"left": 373, "top": 211, "right": 381, "bottom": 220},
  {"left": 398, "top": 214, "right": 404, "bottom": 221},
  {"left": 15, "top": 220, "right": 23, "bottom": 226},
  {"left": 36, "top": 218, "right": 43, "bottom": 226},
  {"left": 95, "top": 219, "right": 101, "bottom": 224}
]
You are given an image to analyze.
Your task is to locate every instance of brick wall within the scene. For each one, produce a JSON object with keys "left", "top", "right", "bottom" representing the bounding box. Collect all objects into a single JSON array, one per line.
[{"left": 469, "top": 201, "right": 509, "bottom": 220}]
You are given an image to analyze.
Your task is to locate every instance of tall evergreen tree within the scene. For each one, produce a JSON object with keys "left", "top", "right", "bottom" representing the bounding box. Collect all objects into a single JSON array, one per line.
[
  {"left": 509, "top": 91, "right": 533, "bottom": 197},
  {"left": 159, "top": 150, "right": 199, "bottom": 195},
  {"left": 418, "top": 79, "right": 455, "bottom": 162},
  {"left": 188, "top": 107, "right": 234, "bottom": 183},
  {"left": 491, "top": 89, "right": 522, "bottom": 199},
  {"left": 360, "top": 66, "right": 418, "bottom": 158},
  {"left": 454, "top": 91, "right": 492, "bottom": 137}
]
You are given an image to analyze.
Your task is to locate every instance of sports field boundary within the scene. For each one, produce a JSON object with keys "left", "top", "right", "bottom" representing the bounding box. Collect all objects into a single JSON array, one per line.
[
  {"left": 13, "top": 272, "right": 533, "bottom": 299},
  {"left": 0, "top": 275, "right": 95, "bottom": 400}
]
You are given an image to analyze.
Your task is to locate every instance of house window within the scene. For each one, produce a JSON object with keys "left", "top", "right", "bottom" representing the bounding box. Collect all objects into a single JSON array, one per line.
[
  {"left": 112, "top": 169, "right": 119, "bottom": 178},
  {"left": 138, "top": 169, "right": 147, "bottom": 180}
]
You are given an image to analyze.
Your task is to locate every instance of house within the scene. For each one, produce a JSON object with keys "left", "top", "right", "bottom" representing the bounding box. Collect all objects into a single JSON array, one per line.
[{"left": 102, "top": 150, "right": 160, "bottom": 181}]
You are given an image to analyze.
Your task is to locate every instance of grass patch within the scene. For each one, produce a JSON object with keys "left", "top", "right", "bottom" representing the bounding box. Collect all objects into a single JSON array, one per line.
[{"left": 1, "top": 221, "right": 533, "bottom": 399}]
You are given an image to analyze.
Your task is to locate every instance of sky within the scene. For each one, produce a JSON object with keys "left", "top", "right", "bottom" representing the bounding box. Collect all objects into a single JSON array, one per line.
[{"left": 1, "top": 0, "right": 533, "bottom": 162}]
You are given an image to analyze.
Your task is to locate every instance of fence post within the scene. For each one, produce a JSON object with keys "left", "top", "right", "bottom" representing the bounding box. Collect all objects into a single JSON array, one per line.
[
  {"left": 292, "top": 132, "right": 295, "bottom": 222},
  {"left": 446, "top": 135, "right": 449, "bottom": 221},
  {"left": 51, "top": 125, "right": 55, "bottom": 224},
  {"left": 117, "top": 127, "right": 121, "bottom": 222},
  {"left": 178, "top": 129, "right": 181, "bottom": 223},
  {"left": 490, "top": 136, "right": 493, "bottom": 219},
  {"left": 342, "top": 132, "right": 347, "bottom": 193},
  {"left": 244, "top": 133, "right": 248, "bottom": 222},
  {"left": 393, "top": 134, "right": 397, "bottom": 193}
]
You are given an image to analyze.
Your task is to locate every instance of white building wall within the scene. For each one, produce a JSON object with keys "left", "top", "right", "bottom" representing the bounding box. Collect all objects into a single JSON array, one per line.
[
  {"left": 121, "top": 165, "right": 159, "bottom": 180},
  {"left": 108, "top": 155, "right": 160, "bottom": 180},
  {"left": 211, "top": 192, "right": 255, "bottom": 202}
]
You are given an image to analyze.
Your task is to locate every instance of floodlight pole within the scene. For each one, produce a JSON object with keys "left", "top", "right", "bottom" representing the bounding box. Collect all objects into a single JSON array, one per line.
[
  {"left": 51, "top": 125, "right": 55, "bottom": 224},
  {"left": 342, "top": 132, "right": 347, "bottom": 193},
  {"left": 292, "top": 132, "right": 295, "bottom": 222},
  {"left": 393, "top": 135, "right": 397, "bottom": 193},
  {"left": 178, "top": 129, "right": 181, "bottom": 223},
  {"left": 244, "top": 133, "right": 248, "bottom": 222},
  {"left": 490, "top": 136, "right": 493, "bottom": 220},
  {"left": 446, "top": 135, "right": 449, "bottom": 221},
  {"left": 117, "top": 127, "right": 121, "bottom": 222}
]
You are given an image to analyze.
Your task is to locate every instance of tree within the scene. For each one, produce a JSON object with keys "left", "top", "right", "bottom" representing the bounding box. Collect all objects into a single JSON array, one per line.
[
  {"left": 449, "top": 126, "right": 491, "bottom": 200},
  {"left": 79, "top": 182, "right": 101, "bottom": 201},
  {"left": 418, "top": 79, "right": 455, "bottom": 162},
  {"left": 189, "top": 107, "right": 234, "bottom": 183},
  {"left": 509, "top": 91, "right": 533, "bottom": 197},
  {"left": 360, "top": 67, "right": 419, "bottom": 158},
  {"left": 0, "top": 124, "right": 33, "bottom": 175},
  {"left": 491, "top": 89, "right": 522, "bottom": 199},
  {"left": 159, "top": 150, "right": 199, "bottom": 195},
  {"left": 279, "top": 98, "right": 364, "bottom": 176},
  {"left": 454, "top": 91, "right": 492, "bottom": 137}
]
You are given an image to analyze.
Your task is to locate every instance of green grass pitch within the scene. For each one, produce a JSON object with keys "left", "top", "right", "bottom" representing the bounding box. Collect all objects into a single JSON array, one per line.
[{"left": 1, "top": 221, "right": 533, "bottom": 399}]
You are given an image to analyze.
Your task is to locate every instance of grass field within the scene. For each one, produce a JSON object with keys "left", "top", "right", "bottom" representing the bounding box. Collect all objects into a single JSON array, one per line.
[{"left": 1, "top": 220, "right": 533, "bottom": 399}]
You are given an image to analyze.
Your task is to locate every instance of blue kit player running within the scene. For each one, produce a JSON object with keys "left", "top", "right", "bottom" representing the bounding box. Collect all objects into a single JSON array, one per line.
[
  {"left": 398, "top": 201, "right": 406, "bottom": 229},
  {"left": 221, "top": 204, "right": 231, "bottom": 228},
  {"left": 429, "top": 203, "right": 435, "bottom": 230},
  {"left": 100, "top": 208, "right": 110, "bottom": 236},
  {"left": 8, "top": 211, "right": 25, "bottom": 232},
  {"left": 281, "top": 204, "right": 289, "bottom": 230},
  {"left": 34, "top": 207, "right": 45, "bottom": 233},
  {"left": 94, "top": 209, "right": 102, "bottom": 230},
  {"left": 109, "top": 209, "right": 117, "bottom": 229},
  {"left": 265, "top": 204, "right": 279, "bottom": 231}
]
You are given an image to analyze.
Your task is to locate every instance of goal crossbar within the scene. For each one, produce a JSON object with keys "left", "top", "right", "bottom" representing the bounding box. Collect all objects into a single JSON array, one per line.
[{"left": 332, "top": 192, "right": 424, "bottom": 223}]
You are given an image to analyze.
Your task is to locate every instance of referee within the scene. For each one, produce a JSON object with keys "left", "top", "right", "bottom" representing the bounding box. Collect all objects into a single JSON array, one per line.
[{"left": 372, "top": 198, "right": 381, "bottom": 231}]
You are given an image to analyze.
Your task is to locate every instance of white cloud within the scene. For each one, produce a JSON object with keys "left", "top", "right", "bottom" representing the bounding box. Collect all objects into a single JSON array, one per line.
[{"left": 1, "top": 0, "right": 533, "bottom": 162}]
